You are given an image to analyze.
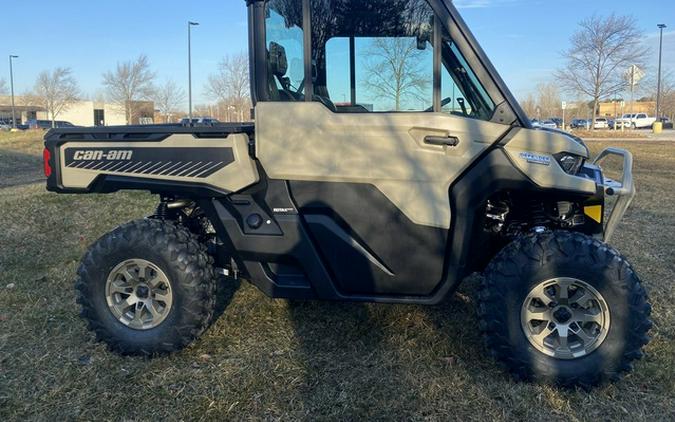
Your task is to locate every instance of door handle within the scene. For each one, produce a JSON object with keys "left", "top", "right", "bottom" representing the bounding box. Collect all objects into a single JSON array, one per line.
[{"left": 424, "top": 135, "right": 460, "bottom": 147}]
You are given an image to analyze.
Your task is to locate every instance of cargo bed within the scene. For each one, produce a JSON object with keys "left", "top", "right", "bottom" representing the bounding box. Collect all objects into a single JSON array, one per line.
[{"left": 43, "top": 122, "right": 259, "bottom": 197}]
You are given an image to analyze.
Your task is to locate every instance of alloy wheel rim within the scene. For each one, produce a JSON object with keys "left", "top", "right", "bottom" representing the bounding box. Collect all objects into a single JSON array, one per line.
[
  {"left": 520, "top": 277, "right": 610, "bottom": 360},
  {"left": 105, "top": 259, "right": 173, "bottom": 330}
]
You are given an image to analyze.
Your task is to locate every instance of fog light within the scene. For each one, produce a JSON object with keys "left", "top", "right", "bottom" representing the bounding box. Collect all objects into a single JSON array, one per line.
[{"left": 555, "top": 153, "right": 584, "bottom": 174}]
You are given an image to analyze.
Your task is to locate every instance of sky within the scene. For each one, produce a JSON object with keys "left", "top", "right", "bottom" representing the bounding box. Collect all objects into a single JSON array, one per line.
[{"left": 1, "top": 0, "right": 673, "bottom": 107}]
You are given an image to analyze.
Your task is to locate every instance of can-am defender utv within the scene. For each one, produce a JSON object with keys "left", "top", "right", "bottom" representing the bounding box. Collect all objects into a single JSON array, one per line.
[{"left": 43, "top": 0, "right": 651, "bottom": 387}]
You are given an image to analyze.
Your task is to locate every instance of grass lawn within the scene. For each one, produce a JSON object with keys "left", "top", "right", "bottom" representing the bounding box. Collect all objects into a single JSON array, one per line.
[{"left": 0, "top": 131, "right": 673, "bottom": 420}]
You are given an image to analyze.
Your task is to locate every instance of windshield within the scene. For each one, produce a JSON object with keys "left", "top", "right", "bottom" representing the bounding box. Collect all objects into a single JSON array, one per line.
[{"left": 440, "top": 36, "right": 496, "bottom": 120}]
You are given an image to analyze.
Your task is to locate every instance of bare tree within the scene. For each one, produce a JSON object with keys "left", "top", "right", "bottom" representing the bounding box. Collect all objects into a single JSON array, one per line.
[
  {"left": 536, "top": 82, "right": 562, "bottom": 118},
  {"left": 33, "top": 67, "right": 80, "bottom": 128},
  {"left": 102, "top": 55, "right": 156, "bottom": 124},
  {"left": 519, "top": 93, "right": 537, "bottom": 118},
  {"left": 363, "top": 38, "right": 431, "bottom": 111},
  {"left": 154, "top": 80, "right": 186, "bottom": 123},
  {"left": 0, "top": 78, "right": 7, "bottom": 95},
  {"left": 662, "top": 72, "right": 675, "bottom": 120},
  {"left": 639, "top": 68, "right": 675, "bottom": 119},
  {"left": 555, "top": 14, "right": 647, "bottom": 130},
  {"left": 205, "top": 53, "right": 250, "bottom": 121},
  {"left": 647, "top": 70, "right": 675, "bottom": 120}
]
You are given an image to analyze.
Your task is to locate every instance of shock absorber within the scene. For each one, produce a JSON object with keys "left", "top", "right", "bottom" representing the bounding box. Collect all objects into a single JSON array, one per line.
[
  {"left": 529, "top": 200, "right": 547, "bottom": 230},
  {"left": 155, "top": 201, "right": 169, "bottom": 220}
]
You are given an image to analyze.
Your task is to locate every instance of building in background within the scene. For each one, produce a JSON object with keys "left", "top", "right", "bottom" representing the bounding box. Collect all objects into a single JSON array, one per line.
[
  {"left": 598, "top": 100, "right": 655, "bottom": 118},
  {"left": 0, "top": 96, "right": 154, "bottom": 126},
  {"left": 0, "top": 101, "right": 44, "bottom": 124}
]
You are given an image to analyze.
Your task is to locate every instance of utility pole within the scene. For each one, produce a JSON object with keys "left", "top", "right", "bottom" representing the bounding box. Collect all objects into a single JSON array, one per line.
[
  {"left": 656, "top": 24, "right": 667, "bottom": 120},
  {"left": 188, "top": 21, "right": 199, "bottom": 122},
  {"left": 9, "top": 55, "right": 18, "bottom": 128}
]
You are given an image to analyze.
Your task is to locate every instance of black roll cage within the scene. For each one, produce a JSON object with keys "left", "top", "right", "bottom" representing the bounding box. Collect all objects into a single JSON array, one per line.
[{"left": 245, "top": 0, "right": 530, "bottom": 127}]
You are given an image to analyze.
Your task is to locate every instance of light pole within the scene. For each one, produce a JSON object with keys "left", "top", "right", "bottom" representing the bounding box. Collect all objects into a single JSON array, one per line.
[
  {"left": 188, "top": 21, "right": 199, "bottom": 122},
  {"left": 656, "top": 24, "right": 667, "bottom": 120},
  {"left": 9, "top": 55, "right": 18, "bottom": 128}
]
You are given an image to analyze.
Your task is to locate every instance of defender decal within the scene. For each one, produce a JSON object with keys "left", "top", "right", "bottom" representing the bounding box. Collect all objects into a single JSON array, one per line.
[{"left": 519, "top": 152, "right": 551, "bottom": 166}]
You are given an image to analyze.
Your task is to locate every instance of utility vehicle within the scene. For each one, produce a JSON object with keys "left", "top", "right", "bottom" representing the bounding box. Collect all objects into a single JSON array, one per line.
[
  {"left": 615, "top": 113, "right": 656, "bottom": 129},
  {"left": 44, "top": 0, "right": 651, "bottom": 387}
]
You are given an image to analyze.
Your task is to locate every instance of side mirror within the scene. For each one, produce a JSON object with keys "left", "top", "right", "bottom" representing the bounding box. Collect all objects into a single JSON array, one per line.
[{"left": 417, "top": 23, "right": 432, "bottom": 50}]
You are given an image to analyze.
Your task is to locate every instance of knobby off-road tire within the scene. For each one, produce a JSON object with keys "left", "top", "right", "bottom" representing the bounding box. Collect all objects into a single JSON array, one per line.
[
  {"left": 478, "top": 231, "right": 652, "bottom": 388},
  {"left": 76, "top": 219, "right": 217, "bottom": 355}
]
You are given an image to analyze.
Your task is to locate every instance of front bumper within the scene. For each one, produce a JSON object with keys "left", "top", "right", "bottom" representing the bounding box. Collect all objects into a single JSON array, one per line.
[{"left": 591, "top": 148, "right": 636, "bottom": 242}]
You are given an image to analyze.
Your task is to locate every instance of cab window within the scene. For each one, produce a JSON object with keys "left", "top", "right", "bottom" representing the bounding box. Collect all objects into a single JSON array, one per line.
[
  {"left": 265, "top": 0, "right": 305, "bottom": 101},
  {"left": 440, "top": 29, "right": 495, "bottom": 120},
  {"left": 262, "top": 0, "right": 497, "bottom": 120},
  {"left": 312, "top": 0, "right": 434, "bottom": 112}
]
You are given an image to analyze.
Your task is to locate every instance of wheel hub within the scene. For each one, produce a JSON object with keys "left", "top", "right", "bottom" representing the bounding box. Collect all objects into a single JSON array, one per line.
[
  {"left": 105, "top": 259, "right": 173, "bottom": 330},
  {"left": 136, "top": 284, "right": 150, "bottom": 299},
  {"left": 520, "top": 277, "right": 610, "bottom": 360},
  {"left": 553, "top": 307, "right": 572, "bottom": 323}
]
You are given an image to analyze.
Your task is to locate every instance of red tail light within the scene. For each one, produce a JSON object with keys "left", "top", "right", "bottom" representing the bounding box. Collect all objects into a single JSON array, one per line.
[{"left": 43, "top": 148, "right": 52, "bottom": 177}]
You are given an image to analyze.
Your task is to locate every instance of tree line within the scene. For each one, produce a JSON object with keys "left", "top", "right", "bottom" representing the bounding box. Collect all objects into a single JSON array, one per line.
[
  {"left": 525, "top": 14, "right": 674, "bottom": 127},
  {"left": 0, "top": 53, "right": 250, "bottom": 127},
  {"left": 2, "top": 12, "right": 672, "bottom": 128}
]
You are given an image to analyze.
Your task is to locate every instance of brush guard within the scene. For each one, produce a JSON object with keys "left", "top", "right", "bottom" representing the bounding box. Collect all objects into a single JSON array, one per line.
[{"left": 593, "top": 148, "right": 636, "bottom": 242}]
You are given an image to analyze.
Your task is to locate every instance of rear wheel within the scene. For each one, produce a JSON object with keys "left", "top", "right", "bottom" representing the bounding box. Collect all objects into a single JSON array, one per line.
[
  {"left": 76, "top": 219, "right": 216, "bottom": 355},
  {"left": 478, "top": 231, "right": 651, "bottom": 387}
]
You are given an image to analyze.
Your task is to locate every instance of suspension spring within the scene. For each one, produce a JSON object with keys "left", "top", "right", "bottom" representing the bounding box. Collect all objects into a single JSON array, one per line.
[{"left": 530, "top": 200, "right": 547, "bottom": 226}]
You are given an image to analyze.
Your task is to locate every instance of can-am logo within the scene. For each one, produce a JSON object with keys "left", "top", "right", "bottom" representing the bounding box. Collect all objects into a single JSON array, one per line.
[{"left": 73, "top": 150, "right": 133, "bottom": 161}]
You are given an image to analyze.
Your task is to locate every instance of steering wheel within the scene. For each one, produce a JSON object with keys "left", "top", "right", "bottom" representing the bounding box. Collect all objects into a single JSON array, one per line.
[{"left": 425, "top": 97, "right": 454, "bottom": 112}]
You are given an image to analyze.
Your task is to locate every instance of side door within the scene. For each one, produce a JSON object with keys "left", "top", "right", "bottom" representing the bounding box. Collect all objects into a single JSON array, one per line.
[{"left": 255, "top": 0, "right": 514, "bottom": 298}]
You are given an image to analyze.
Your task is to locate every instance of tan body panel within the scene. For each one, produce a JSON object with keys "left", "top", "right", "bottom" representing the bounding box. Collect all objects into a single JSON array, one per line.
[
  {"left": 503, "top": 128, "right": 596, "bottom": 194},
  {"left": 59, "top": 133, "right": 259, "bottom": 193},
  {"left": 256, "top": 102, "right": 510, "bottom": 228}
]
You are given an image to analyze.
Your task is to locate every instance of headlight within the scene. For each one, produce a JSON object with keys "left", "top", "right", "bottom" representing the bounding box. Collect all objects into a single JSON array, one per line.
[{"left": 554, "top": 153, "right": 585, "bottom": 174}]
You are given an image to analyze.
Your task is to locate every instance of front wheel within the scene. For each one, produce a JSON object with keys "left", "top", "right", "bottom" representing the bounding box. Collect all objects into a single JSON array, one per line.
[{"left": 478, "top": 231, "right": 651, "bottom": 387}]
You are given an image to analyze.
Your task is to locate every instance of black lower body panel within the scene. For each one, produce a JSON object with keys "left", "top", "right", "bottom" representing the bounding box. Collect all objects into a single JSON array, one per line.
[
  {"left": 289, "top": 182, "right": 448, "bottom": 297},
  {"left": 201, "top": 149, "right": 544, "bottom": 304}
]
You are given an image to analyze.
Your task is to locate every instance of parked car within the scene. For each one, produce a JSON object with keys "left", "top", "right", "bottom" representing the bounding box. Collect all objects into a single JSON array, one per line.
[
  {"left": 26, "top": 119, "right": 76, "bottom": 130},
  {"left": 549, "top": 117, "right": 563, "bottom": 128},
  {"left": 180, "top": 117, "right": 221, "bottom": 126},
  {"left": 593, "top": 118, "right": 609, "bottom": 129},
  {"left": 658, "top": 117, "right": 673, "bottom": 130},
  {"left": 540, "top": 120, "right": 557, "bottom": 129},
  {"left": 0, "top": 119, "right": 19, "bottom": 130},
  {"left": 614, "top": 113, "right": 656, "bottom": 129},
  {"left": 570, "top": 119, "right": 589, "bottom": 129}
]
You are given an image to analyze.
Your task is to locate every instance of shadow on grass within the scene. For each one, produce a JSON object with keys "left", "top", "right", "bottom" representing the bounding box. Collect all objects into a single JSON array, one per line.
[
  {"left": 281, "top": 284, "right": 505, "bottom": 418},
  {"left": 213, "top": 275, "right": 242, "bottom": 322}
]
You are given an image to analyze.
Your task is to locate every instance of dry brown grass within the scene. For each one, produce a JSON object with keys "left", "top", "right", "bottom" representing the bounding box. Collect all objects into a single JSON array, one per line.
[
  {"left": 574, "top": 129, "right": 648, "bottom": 139},
  {"left": 0, "top": 131, "right": 47, "bottom": 188},
  {"left": 0, "top": 135, "right": 673, "bottom": 421},
  {"left": 0, "top": 130, "right": 47, "bottom": 155}
]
